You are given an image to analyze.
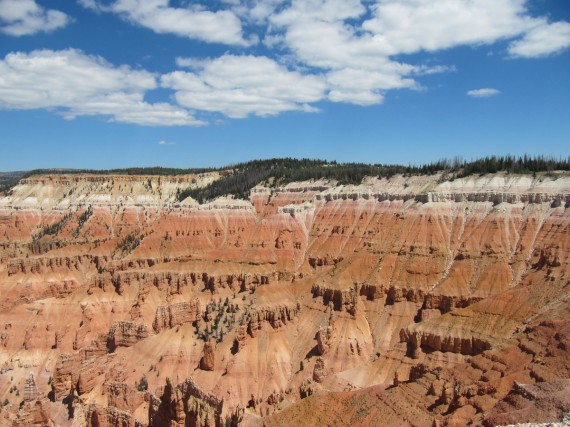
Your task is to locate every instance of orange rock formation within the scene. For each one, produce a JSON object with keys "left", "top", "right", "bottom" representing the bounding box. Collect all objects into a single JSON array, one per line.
[{"left": 0, "top": 172, "right": 569, "bottom": 426}]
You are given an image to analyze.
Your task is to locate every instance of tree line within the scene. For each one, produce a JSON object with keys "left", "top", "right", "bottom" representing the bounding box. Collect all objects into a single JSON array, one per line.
[
  {"left": 4, "top": 155, "right": 568, "bottom": 202},
  {"left": 176, "top": 155, "right": 570, "bottom": 203}
]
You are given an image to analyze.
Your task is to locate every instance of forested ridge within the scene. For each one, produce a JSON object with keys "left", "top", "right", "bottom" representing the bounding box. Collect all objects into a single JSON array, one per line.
[
  {"left": 2, "top": 155, "right": 569, "bottom": 201},
  {"left": 176, "top": 155, "right": 570, "bottom": 203}
]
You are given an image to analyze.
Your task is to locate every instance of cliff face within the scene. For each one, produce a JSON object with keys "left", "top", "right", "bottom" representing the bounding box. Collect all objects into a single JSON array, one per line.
[{"left": 0, "top": 172, "right": 569, "bottom": 426}]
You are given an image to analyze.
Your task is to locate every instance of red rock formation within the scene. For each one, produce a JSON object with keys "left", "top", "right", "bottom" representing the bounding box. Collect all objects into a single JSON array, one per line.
[
  {"left": 153, "top": 299, "right": 201, "bottom": 332},
  {"left": 0, "top": 172, "right": 569, "bottom": 426},
  {"left": 107, "top": 321, "right": 150, "bottom": 352},
  {"left": 106, "top": 381, "right": 145, "bottom": 413},
  {"left": 148, "top": 377, "right": 222, "bottom": 427},
  {"left": 316, "top": 326, "right": 333, "bottom": 355},
  {"left": 313, "top": 357, "right": 326, "bottom": 383},
  {"left": 199, "top": 339, "right": 215, "bottom": 371},
  {"left": 23, "top": 372, "right": 39, "bottom": 402},
  {"left": 52, "top": 354, "right": 80, "bottom": 400},
  {"left": 86, "top": 404, "right": 135, "bottom": 427}
]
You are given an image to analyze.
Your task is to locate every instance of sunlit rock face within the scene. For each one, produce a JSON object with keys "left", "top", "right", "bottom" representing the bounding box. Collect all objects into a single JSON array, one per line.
[{"left": 0, "top": 172, "right": 569, "bottom": 426}]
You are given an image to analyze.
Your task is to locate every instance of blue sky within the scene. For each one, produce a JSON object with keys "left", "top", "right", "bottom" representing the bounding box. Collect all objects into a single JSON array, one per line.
[{"left": 0, "top": 0, "right": 569, "bottom": 171}]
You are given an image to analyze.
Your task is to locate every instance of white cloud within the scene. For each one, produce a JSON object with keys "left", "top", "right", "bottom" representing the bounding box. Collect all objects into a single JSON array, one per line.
[
  {"left": 264, "top": 0, "right": 570, "bottom": 106},
  {"left": 175, "top": 57, "right": 211, "bottom": 70},
  {"left": 83, "top": 0, "right": 250, "bottom": 46},
  {"left": 224, "top": 0, "right": 288, "bottom": 25},
  {"left": 271, "top": 0, "right": 365, "bottom": 25},
  {"left": 362, "top": 0, "right": 535, "bottom": 55},
  {"left": 508, "top": 21, "right": 570, "bottom": 58},
  {"left": 267, "top": 0, "right": 461, "bottom": 104},
  {"left": 3, "top": 0, "right": 569, "bottom": 125},
  {"left": 0, "top": 49, "right": 204, "bottom": 126},
  {"left": 269, "top": 0, "right": 540, "bottom": 70},
  {"left": 326, "top": 65, "right": 418, "bottom": 105},
  {"left": 467, "top": 88, "right": 501, "bottom": 98},
  {"left": 158, "top": 140, "right": 176, "bottom": 145},
  {"left": 162, "top": 54, "right": 326, "bottom": 118},
  {"left": 0, "top": 0, "right": 69, "bottom": 36}
]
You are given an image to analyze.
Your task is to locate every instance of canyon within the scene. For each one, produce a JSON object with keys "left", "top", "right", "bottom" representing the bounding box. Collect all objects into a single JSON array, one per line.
[{"left": 0, "top": 170, "right": 569, "bottom": 426}]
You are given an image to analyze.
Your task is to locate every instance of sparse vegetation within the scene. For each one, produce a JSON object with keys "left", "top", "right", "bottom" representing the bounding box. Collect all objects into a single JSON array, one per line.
[
  {"left": 136, "top": 374, "right": 148, "bottom": 392},
  {"left": 74, "top": 205, "right": 93, "bottom": 238},
  {"left": 34, "top": 212, "right": 72, "bottom": 240},
  {"left": 116, "top": 233, "right": 141, "bottom": 255}
]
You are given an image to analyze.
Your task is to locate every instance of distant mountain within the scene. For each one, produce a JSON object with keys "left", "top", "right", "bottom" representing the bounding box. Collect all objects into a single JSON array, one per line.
[{"left": 0, "top": 171, "right": 27, "bottom": 193}]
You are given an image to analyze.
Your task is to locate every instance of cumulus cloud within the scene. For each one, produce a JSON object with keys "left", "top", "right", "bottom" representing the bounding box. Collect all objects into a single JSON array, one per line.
[
  {"left": 0, "top": 49, "right": 203, "bottom": 126},
  {"left": 162, "top": 54, "right": 326, "bottom": 118},
  {"left": 262, "top": 0, "right": 570, "bottom": 107},
  {"left": 467, "top": 88, "right": 501, "bottom": 98},
  {"left": 508, "top": 21, "right": 570, "bottom": 58},
  {"left": 3, "top": 0, "right": 569, "bottom": 125},
  {"left": 326, "top": 65, "right": 419, "bottom": 105},
  {"left": 361, "top": 0, "right": 534, "bottom": 55},
  {"left": 0, "top": 0, "right": 69, "bottom": 36},
  {"left": 81, "top": 0, "right": 250, "bottom": 46}
]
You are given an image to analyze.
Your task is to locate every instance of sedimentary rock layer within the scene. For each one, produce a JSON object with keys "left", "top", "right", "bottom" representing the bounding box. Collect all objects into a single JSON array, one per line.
[{"left": 0, "top": 172, "right": 568, "bottom": 426}]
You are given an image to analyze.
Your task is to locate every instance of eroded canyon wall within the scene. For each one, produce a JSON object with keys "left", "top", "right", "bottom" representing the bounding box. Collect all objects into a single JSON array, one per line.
[{"left": 0, "top": 172, "right": 569, "bottom": 426}]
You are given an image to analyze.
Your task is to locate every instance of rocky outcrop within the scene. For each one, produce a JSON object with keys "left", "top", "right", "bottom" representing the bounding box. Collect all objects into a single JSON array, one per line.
[
  {"left": 11, "top": 400, "right": 52, "bottom": 427},
  {"left": 106, "top": 382, "right": 145, "bottom": 412},
  {"left": 313, "top": 357, "right": 326, "bottom": 383},
  {"left": 424, "top": 294, "right": 483, "bottom": 313},
  {"left": 52, "top": 353, "right": 102, "bottom": 398},
  {"left": 312, "top": 282, "right": 483, "bottom": 315},
  {"left": 77, "top": 358, "right": 99, "bottom": 395},
  {"left": 385, "top": 286, "right": 426, "bottom": 305},
  {"left": 233, "top": 324, "right": 247, "bottom": 354},
  {"left": 86, "top": 404, "right": 135, "bottom": 427},
  {"left": 246, "top": 304, "right": 300, "bottom": 337},
  {"left": 359, "top": 283, "right": 385, "bottom": 301},
  {"left": 52, "top": 353, "right": 80, "bottom": 400},
  {"left": 99, "top": 269, "right": 272, "bottom": 296},
  {"left": 400, "top": 328, "right": 492, "bottom": 357},
  {"left": 230, "top": 304, "right": 302, "bottom": 352},
  {"left": 199, "top": 339, "right": 215, "bottom": 371},
  {"left": 312, "top": 185, "right": 570, "bottom": 206},
  {"left": 424, "top": 190, "right": 570, "bottom": 205},
  {"left": 148, "top": 377, "right": 223, "bottom": 427},
  {"left": 153, "top": 299, "right": 201, "bottom": 332},
  {"left": 311, "top": 284, "right": 358, "bottom": 314},
  {"left": 7, "top": 255, "right": 97, "bottom": 275},
  {"left": 107, "top": 322, "right": 150, "bottom": 352},
  {"left": 308, "top": 256, "right": 343, "bottom": 268},
  {"left": 102, "top": 257, "right": 176, "bottom": 273},
  {"left": 299, "top": 380, "right": 314, "bottom": 399},
  {"left": 316, "top": 326, "right": 333, "bottom": 356},
  {"left": 23, "top": 372, "right": 39, "bottom": 402}
]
